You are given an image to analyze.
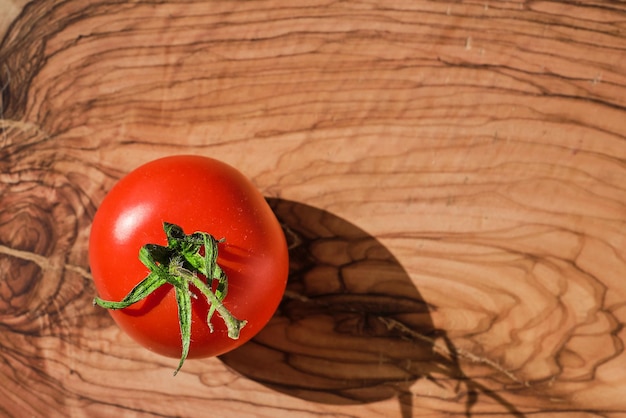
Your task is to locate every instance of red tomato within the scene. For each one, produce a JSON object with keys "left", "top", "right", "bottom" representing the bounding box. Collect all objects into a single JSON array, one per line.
[{"left": 89, "top": 155, "right": 288, "bottom": 372}]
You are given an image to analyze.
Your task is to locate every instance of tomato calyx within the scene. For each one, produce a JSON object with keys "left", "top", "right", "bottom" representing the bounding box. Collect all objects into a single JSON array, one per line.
[{"left": 93, "top": 222, "right": 247, "bottom": 375}]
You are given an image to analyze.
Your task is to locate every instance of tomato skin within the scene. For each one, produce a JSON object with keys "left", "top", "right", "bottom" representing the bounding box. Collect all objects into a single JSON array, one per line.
[{"left": 89, "top": 155, "right": 288, "bottom": 359}]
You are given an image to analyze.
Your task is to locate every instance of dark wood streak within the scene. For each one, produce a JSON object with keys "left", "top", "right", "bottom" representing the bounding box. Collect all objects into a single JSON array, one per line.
[{"left": 1, "top": 0, "right": 626, "bottom": 417}]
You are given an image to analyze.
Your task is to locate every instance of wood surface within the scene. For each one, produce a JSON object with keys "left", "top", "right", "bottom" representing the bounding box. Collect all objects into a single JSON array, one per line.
[{"left": 1, "top": 0, "right": 626, "bottom": 417}]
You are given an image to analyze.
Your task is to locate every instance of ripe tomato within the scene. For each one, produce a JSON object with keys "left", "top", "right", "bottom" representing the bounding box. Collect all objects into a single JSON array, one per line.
[{"left": 89, "top": 155, "right": 288, "bottom": 374}]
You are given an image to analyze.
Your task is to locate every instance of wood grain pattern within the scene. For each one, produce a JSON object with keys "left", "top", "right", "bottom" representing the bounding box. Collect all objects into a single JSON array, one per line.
[{"left": 1, "top": 0, "right": 625, "bottom": 417}]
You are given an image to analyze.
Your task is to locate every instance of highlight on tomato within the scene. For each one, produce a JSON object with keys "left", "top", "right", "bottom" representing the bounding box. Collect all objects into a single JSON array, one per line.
[{"left": 89, "top": 155, "right": 289, "bottom": 375}]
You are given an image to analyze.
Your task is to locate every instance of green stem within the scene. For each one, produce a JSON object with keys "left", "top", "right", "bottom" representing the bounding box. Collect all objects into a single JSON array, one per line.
[
  {"left": 173, "top": 280, "right": 192, "bottom": 376},
  {"left": 93, "top": 222, "right": 246, "bottom": 375},
  {"left": 171, "top": 264, "right": 246, "bottom": 338}
]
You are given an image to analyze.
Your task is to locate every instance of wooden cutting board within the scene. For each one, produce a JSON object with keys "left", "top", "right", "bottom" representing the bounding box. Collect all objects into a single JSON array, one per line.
[{"left": 1, "top": 1, "right": 625, "bottom": 417}]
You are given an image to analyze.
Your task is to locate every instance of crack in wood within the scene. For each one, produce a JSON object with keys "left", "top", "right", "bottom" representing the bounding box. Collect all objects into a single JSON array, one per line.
[
  {"left": 377, "top": 316, "right": 525, "bottom": 387},
  {"left": 0, "top": 243, "right": 92, "bottom": 280},
  {"left": 284, "top": 289, "right": 525, "bottom": 387}
]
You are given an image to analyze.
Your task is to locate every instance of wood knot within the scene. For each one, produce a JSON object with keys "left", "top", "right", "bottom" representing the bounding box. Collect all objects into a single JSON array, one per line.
[{"left": 0, "top": 168, "right": 92, "bottom": 333}]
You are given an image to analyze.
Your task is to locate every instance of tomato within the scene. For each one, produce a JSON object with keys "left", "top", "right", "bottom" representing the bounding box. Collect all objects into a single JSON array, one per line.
[{"left": 89, "top": 155, "right": 288, "bottom": 374}]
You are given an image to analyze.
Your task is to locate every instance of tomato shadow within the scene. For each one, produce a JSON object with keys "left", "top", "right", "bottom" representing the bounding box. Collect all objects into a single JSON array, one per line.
[{"left": 219, "top": 198, "right": 524, "bottom": 418}]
